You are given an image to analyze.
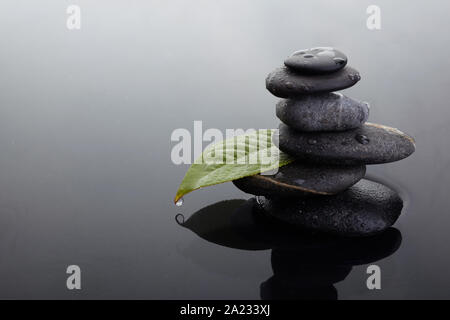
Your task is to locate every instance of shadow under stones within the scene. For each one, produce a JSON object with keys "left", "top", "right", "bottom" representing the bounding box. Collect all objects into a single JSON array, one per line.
[{"left": 177, "top": 198, "right": 402, "bottom": 300}]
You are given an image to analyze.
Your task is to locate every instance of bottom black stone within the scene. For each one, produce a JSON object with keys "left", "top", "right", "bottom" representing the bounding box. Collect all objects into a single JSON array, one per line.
[{"left": 256, "top": 179, "right": 403, "bottom": 237}]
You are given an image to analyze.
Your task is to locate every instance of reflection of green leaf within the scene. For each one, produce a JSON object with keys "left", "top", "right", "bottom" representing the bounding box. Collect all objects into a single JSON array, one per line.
[{"left": 174, "top": 129, "right": 294, "bottom": 203}]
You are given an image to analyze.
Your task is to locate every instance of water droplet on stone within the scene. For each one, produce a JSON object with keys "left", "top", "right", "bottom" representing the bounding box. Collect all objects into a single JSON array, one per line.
[
  {"left": 175, "top": 197, "right": 184, "bottom": 206},
  {"left": 256, "top": 196, "right": 264, "bottom": 206},
  {"left": 308, "top": 139, "right": 317, "bottom": 145},
  {"left": 355, "top": 134, "right": 370, "bottom": 145},
  {"left": 333, "top": 57, "right": 346, "bottom": 65}
]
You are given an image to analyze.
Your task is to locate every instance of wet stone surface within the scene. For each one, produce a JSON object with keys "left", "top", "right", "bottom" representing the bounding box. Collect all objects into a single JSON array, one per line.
[
  {"left": 278, "top": 122, "right": 415, "bottom": 165},
  {"left": 276, "top": 93, "right": 369, "bottom": 132},
  {"left": 284, "top": 47, "right": 348, "bottom": 74},
  {"left": 266, "top": 66, "right": 360, "bottom": 98},
  {"left": 255, "top": 179, "right": 404, "bottom": 237},
  {"left": 232, "top": 162, "right": 366, "bottom": 197}
]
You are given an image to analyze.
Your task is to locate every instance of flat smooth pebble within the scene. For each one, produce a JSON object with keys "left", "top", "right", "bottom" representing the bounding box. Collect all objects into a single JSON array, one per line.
[
  {"left": 256, "top": 179, "right": 403, "bottom": 237},
  {"left": 266, "top": 66, "right": 360, "bottom": 98},
  {"left": 284, "top": 47, "right": 348, "bottom": 74},
  {"left": 276, "top": 93, "right": 369, "bottom": 131},
  {"left": 279, "top": 122, "right": 415, "bottom": 165},
  {"left": 232, "top": 162, "right": 366, "bottom": 197}
]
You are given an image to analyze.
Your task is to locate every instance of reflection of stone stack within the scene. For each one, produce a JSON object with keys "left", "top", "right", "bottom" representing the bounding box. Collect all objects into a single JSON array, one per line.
[
  {"left": 261, "top": 227, "right": 401, "bottom": 300},
  {"left": 233, "top": 48, "right": 415, "bottom": 237},
  {"left": 179, "top": 198, "right": 402, "bottom": 300}
]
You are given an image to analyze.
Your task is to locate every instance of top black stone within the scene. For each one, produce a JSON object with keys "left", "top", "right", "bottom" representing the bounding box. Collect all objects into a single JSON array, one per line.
[{"left": 284, "top": 47, "right": 348, "bottom": 74}]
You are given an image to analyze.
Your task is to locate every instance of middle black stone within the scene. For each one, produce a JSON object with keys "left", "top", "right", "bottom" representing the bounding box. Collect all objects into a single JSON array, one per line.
[{"left": 276, "top": 93, "right": 369, "bottom": 132}]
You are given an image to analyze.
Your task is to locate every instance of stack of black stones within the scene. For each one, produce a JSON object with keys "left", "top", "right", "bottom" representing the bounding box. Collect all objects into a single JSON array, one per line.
[{"left": 232, "top": 47, "right": 415, "bottom": 237}]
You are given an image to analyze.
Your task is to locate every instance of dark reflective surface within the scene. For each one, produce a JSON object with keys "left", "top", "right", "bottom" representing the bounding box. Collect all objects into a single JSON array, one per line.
[
  {"left": 0, "top": 0, "right": 450, "bottom": 299},
  {"left": 179, "top": 198, "right": 402, "bottom": 300}
]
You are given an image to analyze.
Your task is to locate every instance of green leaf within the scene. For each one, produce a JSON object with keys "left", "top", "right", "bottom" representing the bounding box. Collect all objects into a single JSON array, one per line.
[{"left": 174, "top": 129, "right": 295, "bottom": 204}]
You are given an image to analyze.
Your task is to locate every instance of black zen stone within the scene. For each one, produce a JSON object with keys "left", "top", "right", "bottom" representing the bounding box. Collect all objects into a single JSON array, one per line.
[
  {"left": 278, "top": 122, "right": 415, "bottom": 165},
  {"left": 284, "top": 47, "right": 348, "bottom": 74},
  {"left": 256, "top": 179, "right": 403, "bottom": 237},
  {"left": 276, "top": 93, "right": 369, "bottom": 132},
  {"left": 266, "top": 66, "right": 360, "bottom": 98},
  {"left": 232, "top": 162, "right": 366, "bottom": 197}
]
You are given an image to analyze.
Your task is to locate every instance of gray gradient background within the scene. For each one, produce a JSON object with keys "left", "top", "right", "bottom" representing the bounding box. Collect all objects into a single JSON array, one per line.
[{"left": 0, "top": 0, "right": 449, "bottom": 299}]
